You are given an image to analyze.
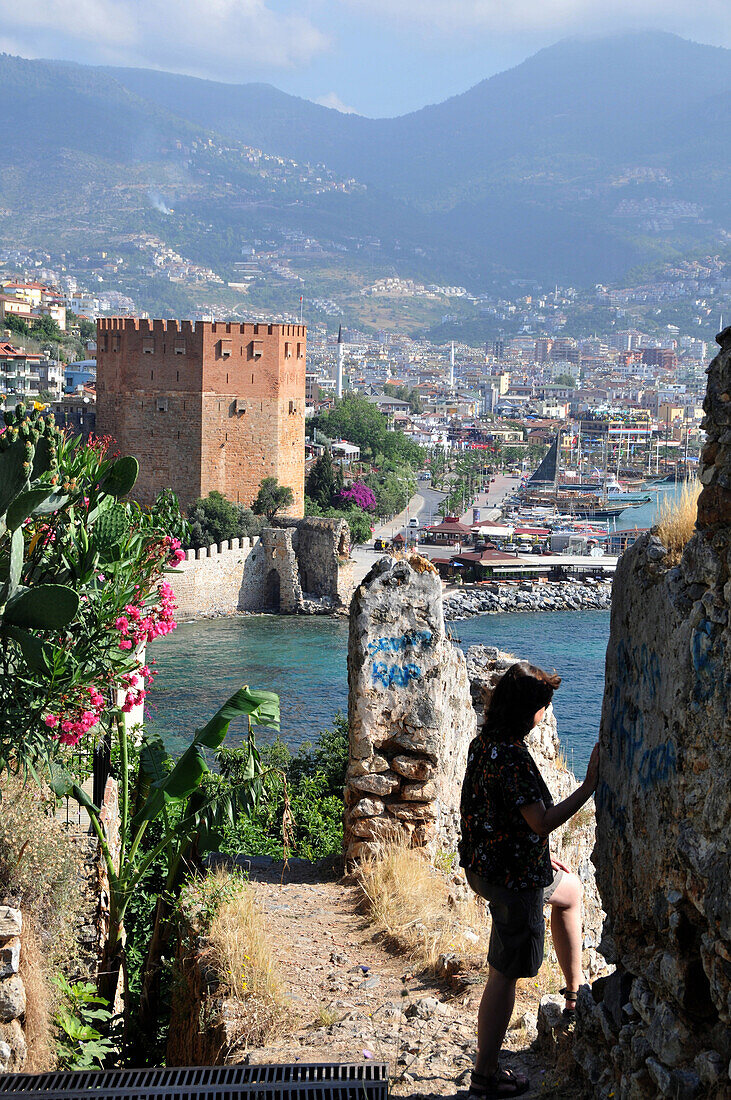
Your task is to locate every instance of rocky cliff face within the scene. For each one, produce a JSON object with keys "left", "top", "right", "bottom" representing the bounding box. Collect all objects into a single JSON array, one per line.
[{"left": 574, "top": 330, "right": 731, "bottom": 1098}]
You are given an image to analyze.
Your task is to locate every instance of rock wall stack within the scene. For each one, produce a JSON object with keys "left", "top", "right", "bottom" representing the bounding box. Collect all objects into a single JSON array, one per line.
[
  {"left": 0, "top": 906, "right": 26, "bottom": 1073},
  {"left": 344, "top": 556, "right": 476, "bottom": 861},
  {"left": 574, "top": 329, "right": 731, "bottom": 1099}
]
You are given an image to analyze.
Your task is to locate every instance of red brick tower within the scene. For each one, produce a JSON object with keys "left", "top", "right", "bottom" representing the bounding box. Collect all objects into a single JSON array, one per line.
[{"left": 96, "top": 319, "right": 305, "bottom": 514}]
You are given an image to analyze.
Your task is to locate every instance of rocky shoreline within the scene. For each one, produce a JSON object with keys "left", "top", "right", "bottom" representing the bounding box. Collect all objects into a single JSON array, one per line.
[
  {"left": 443, "top": 578, "right": 613, "bottom": 620},
  {"left": 177, "top": 579, "right": 612, "bottom": 623}
]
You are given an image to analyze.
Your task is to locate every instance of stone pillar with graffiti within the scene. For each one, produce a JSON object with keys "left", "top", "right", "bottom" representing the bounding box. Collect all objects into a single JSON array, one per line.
[
  {"left": 574, "top": 329, "right": 731, "bottom": 1097},
  {"left": 344, "top": 555, "right": 476, "bottom": 861}
]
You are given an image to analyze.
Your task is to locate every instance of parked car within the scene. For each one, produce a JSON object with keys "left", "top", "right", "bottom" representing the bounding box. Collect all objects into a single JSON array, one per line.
[{"left": 408, "top": 518, "right": 420, "bottom": 528}]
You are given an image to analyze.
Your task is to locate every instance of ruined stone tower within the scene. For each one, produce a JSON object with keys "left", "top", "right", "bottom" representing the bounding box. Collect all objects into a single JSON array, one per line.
[{"left": 96, "top": 318, "right": 305, "bottom": 514}]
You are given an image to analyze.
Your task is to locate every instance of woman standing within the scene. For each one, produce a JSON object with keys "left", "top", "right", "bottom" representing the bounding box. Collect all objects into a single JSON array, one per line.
[{"left": 459, "top": 661, "right": 599, "bottom": 1098}]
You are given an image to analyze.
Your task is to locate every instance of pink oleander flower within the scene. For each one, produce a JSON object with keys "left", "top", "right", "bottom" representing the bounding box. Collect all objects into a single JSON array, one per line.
[
  {"left": 115, "top": 616, "right": 130, "bottom": 634},
  {"left": 119, "top": 639, "right": 133, "bottom": 650},
  {"left": 44, "top": 714, "right": 59, "bottom": 728}
]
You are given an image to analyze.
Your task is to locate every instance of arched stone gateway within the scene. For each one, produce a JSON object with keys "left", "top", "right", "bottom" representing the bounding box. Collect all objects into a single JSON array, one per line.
[
  {"left": 236, "top": 518, "right": 354, "bottom": 614},
  {"left": 264, "top": 569, "right": 280, "bottom": 611}
]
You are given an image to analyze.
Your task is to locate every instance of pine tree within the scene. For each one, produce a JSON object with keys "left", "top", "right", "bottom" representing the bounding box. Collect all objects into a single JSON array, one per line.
[{"left": 306, "top": 452, "right": 336, "bottom": 508}]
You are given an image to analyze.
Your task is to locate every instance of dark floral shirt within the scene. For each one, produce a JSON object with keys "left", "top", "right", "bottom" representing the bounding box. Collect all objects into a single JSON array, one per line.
[{"left": 459, "top": 736, "right": 554, "bottom": 890}]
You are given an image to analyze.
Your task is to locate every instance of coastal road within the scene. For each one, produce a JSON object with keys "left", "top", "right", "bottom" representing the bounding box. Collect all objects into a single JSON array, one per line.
[
  {"left": 350, "top": 473, "right": 521, "bottom": 586},
  {"left": 457, "top": 472, "right": 520, "bottom": 524}
]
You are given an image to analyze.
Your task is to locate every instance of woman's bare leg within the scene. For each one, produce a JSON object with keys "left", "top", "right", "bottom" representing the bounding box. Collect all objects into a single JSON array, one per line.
[
  {"left": 475, "top": 965, "right": 517, "bottom": 1076},
  {"left": 547, "top": 872, "right": 583, "bottom": 1004}
]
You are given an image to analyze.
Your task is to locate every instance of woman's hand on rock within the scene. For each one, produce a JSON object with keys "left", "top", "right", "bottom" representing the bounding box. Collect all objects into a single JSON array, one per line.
[
  {"left": 584, "top": 743, "right": 600, "bottom": 792},
  {"left": 551, "top": 857, "right": 570, "bottom": 873}
]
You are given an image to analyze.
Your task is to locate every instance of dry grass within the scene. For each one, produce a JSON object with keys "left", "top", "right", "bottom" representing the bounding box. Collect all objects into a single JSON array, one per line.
[
  {"left": 314, "top": 1004, "right": 341, "bottom": 1027},
  {"left": 355, "top": 841, "right": 490, "bottom": 971},
  {"left": 0, "top": 777, "right": 88, "bottom": 1072},
  {"left": 554, "top": 746, "right": 571, "bottom": 774},
  {"left": 202, "top": 871, "right": 285, "bottom": 1052},
  {"left": 654, "top": 480, "right": 701, "bottom": 564},
  {"left": 0, "top": 776, "right": 84, "bottom": 966},
  {"left": 21, "top": 918, "right": 55, "bottom": 1073}
]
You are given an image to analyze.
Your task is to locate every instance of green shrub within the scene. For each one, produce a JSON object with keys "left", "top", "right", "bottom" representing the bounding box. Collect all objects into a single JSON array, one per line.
[
  {"left": 187, "top": 491, "right": 262, "bottom": 549},
  {"left": 53, "top": 975, "right": 116, "bottom": 1071},
  {"left": 218, "top": 715, "right": 348, "bottom": 862}
]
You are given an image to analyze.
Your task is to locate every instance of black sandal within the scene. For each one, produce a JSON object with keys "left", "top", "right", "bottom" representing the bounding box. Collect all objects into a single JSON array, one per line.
[
  {"left": 559, "top": 987, "right": 578, "bottom": 1020},
  {"left": 468, "top": 1067, "right": 530, "bottom": 1098}
]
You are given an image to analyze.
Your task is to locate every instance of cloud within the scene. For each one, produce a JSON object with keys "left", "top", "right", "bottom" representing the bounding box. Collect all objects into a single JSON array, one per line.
[
  {"left": 314, "top": 91, "right": 359, "bottom": 113},
  {"left": 340, "top": 0, "right": 731, "bottom": 43},
  {"left": 2, "top": 0, "right": 330, "bottom": 77}
]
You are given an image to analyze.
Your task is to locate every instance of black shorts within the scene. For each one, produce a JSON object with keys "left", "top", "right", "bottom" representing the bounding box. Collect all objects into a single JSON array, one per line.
[{"left": 465, "top": 868, "right": 564, "bottom": 980}]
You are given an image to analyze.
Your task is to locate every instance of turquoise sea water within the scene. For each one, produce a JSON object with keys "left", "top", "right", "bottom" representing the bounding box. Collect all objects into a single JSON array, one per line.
[
  {"left": 613, "top": 482, "right": 683, "bottom": 531},
  {"left": 146, "top": 610, "right": 610, "bottom": 777}
]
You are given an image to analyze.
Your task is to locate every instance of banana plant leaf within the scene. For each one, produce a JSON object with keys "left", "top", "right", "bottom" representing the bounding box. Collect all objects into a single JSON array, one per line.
[
  {"left": 187, "top": 739, "right": 265, "bottom": 854},
  {"left": 47, "top": 761, "right": 80, "bottom": 802},
  {"left": 131, "top": 732, "right": 170, "bottom": 819},
  {"left": 131, "top": 686, "right": 280, "bottom": 829}
]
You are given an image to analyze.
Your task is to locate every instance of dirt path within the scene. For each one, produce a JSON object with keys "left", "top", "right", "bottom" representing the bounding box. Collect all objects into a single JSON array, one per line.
[{"left": 238, "top": 859, "right": 571, "bottom": 1099}]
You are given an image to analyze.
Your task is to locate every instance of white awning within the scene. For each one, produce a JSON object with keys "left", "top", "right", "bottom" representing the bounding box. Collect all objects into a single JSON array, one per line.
[{"left": 475, "top": 524, "right": 515, "bottom": 537}]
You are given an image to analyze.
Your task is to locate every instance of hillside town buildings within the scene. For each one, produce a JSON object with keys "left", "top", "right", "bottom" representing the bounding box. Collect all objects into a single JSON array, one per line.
[{"left": 0, "top": 241, "right": 717, "bottom": 486}]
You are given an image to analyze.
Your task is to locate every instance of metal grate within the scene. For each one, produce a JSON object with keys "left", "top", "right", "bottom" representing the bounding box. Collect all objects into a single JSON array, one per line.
[{"left": 0, "top": 1061, "right": 389, "bottom": 1100}]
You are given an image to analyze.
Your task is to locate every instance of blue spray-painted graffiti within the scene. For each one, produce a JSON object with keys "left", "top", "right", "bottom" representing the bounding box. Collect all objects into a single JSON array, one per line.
[
  {"left": 691, "top": 618, "right": 718, "bottom": 704},
  {"left": 366, "top": 630, "right": 432, "bottom": 657},
  {"left": 595, "top": 779, "right": 627, "bottom": 837},
  {"left": 637, "top": 739, "right": 677, "bottom": 790},
  {"left": 368, "top": 629, "right": 432, "bottom": 688},
  {"left": 372, "top": 661, "right": 422, "bottom": 688},
  {"left": 606, "top": 639, "right": 677, "bottom": 792}
]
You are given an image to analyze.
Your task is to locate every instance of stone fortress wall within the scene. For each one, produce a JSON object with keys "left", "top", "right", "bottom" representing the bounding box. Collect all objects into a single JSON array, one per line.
[
  {"left": 169, "top": 517, "right": 354, "bottom": 620},
  {"left": 570, "top": 329, "right": 731, "bottom": 1099}
]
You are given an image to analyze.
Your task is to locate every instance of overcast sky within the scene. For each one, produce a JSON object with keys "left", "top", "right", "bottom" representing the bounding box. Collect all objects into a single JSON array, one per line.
[{"left": 1, "top": 0, "right": 730, "bottom": 115}]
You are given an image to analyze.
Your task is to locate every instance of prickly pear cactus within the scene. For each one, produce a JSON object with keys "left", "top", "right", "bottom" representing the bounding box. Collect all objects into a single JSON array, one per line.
[
  {"left": 92, "top": 503, "right": 130, "bottom": 552},
  {"left": 0, "top": 404, "right": 76, "bottom": 628}
]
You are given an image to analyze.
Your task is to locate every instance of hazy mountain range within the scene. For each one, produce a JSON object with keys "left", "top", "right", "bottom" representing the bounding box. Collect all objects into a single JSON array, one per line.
[{"left": 1, "top": 31, "right": 729, "bottom": 291}]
